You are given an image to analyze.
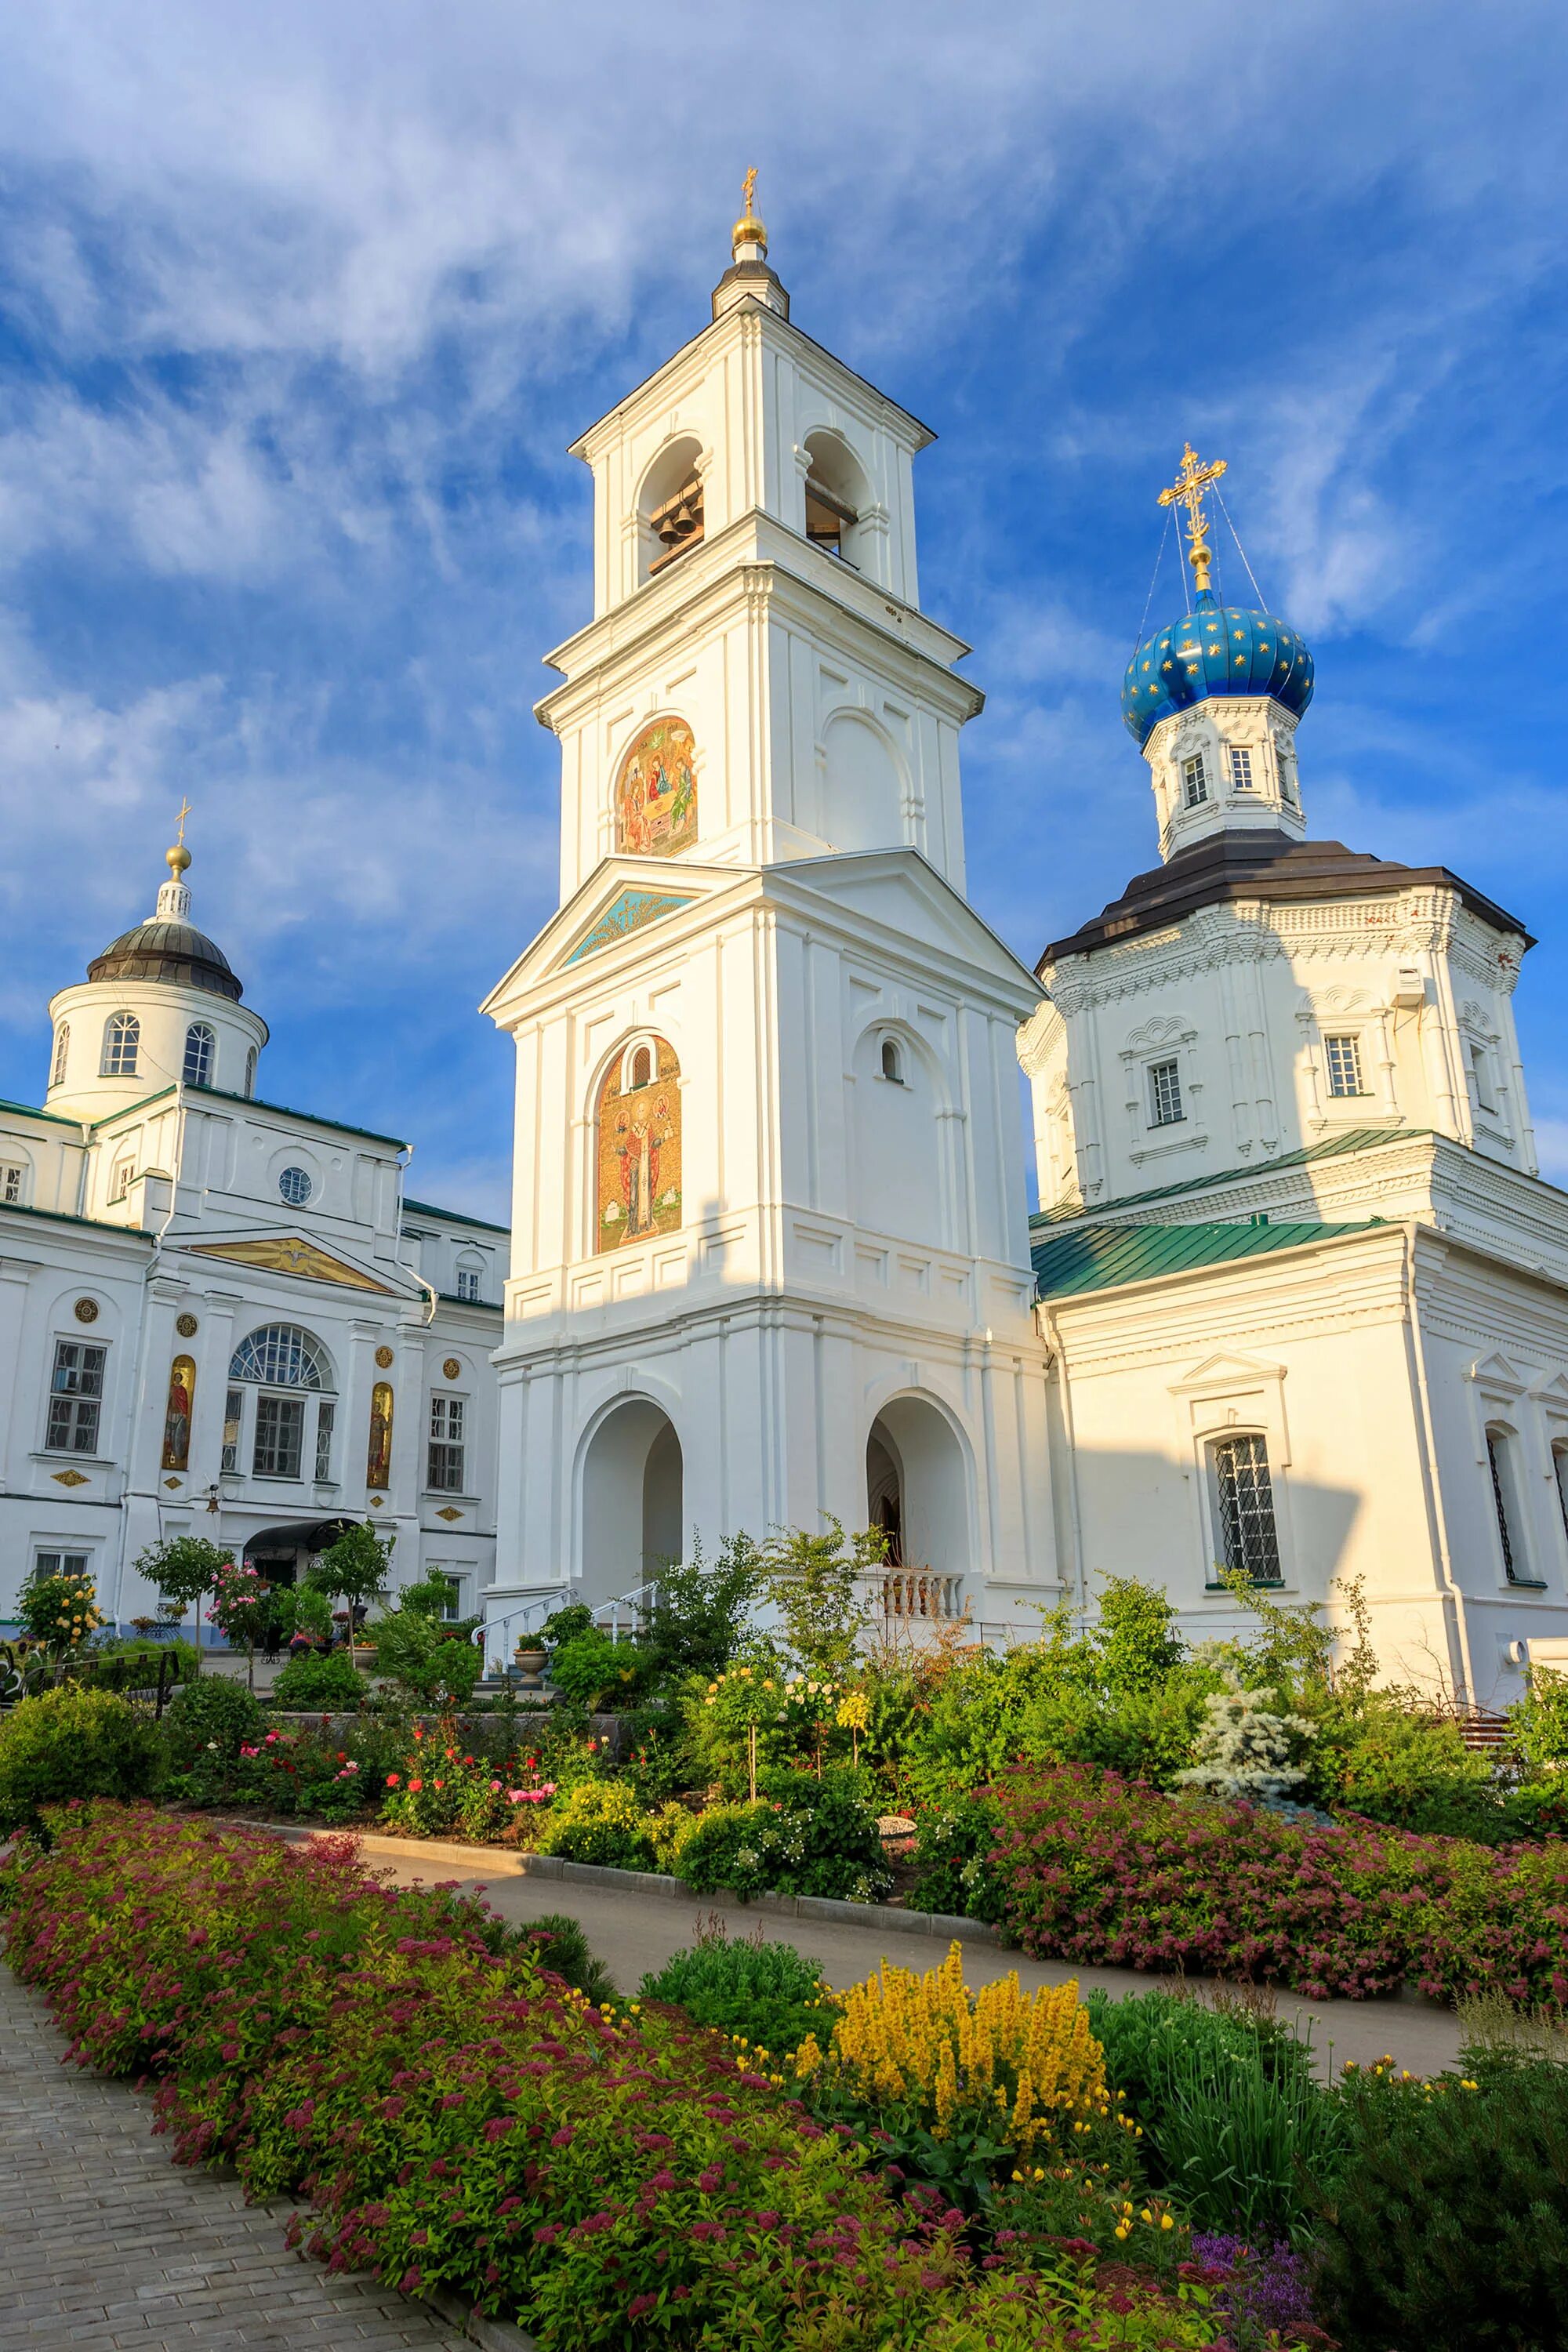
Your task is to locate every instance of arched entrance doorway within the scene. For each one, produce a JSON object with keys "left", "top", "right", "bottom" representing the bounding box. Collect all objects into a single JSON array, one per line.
[
  {"left": 866, "top": 1399, "right": 969, "bottom": 1628},
  {"left": 579, "top": 1399, "right": 684, "bottom": 1609}
]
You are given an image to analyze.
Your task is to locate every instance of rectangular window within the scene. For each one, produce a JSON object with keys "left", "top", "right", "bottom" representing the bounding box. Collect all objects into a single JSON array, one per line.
[
  {"left": 1147, "top": 1058, "right": 1185, "bottom": 1128},
  {"left": 456, "top": 1268, "right": 481, "bottom": 1303},
  {"left": 1469, "top": 1041, "right": 1497, "bottom": 1115},
  {"left": 45, "top": 1341, "right": 105, "bottom": 1454},
  {"left": 1228, "top": 745, "right": 1255, "bottom": 789},
  {"left": 1488, "top": 1431, "right": 1532, "bottom": 1585},
  {"left": 426, "top": 1395, "right": 466, "bottom": 1493},
  {"left": 1182, "top": 753, "right": 1208, "bottom": 808},
  {"left": 0, "top": 1163, "right": 24, "bottom": 1205},
  {"left": 110, "top": 1163, "right": 134, "bottom": 1203},
  {"left": 34, "top": 1550, "right": 90, "bottom": 1580},
  {"left": 1211, "top": 1433, "right": 1283, "bottom": 1585},
  {"left": 314, "top": 1398, "right": 336, "bottom": 1483},
  {"left": 1323, "top": 1034, "right": 1367, "bottom": 1098},
  {"left": 252, "top": 1393, "right": 305, "bottom": 1479},
  {"left": 221, "top": 1387, "right": 243, "bottom": 1473},
  {"left": 437, "top": 1573, "right": 466, "bottom": 1623}
]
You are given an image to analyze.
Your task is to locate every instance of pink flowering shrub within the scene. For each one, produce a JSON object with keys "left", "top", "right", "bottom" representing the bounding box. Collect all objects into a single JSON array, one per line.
[
  {"left": 989, "top": 1765, "right": 1568, "bottom": 2004},
  {"left": 2, "top": 1804, "right": 1223, "bottom": 2349}
]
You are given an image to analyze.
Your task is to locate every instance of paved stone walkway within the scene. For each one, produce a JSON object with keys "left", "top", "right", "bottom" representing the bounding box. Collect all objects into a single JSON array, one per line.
[{"left": 0, "top": 1964, "right": 465, "bottom": 2352}]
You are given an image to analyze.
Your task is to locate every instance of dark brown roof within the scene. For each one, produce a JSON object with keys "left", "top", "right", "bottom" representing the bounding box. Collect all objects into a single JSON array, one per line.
[
  {"left": 1039, "top": 830, "right": 1533, "bottom": 970},
  {"left": 88, "top": 919, "right": 243, "bottom": 1001}
]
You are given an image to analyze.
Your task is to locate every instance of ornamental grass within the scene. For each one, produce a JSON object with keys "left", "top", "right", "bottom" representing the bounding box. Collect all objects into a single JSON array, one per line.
[{"left": 793, "top": 1941, "right": 1108, "bottom": 2165}]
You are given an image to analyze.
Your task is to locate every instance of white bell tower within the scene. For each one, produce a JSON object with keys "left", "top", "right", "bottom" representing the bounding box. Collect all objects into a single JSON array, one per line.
[{"left": 482, "top": 188, "right": 1056, "bottom": 1635}]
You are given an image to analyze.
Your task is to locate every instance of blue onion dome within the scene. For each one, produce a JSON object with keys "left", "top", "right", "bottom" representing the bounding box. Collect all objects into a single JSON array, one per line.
[{"left": 1121, "top": 589, "right": 1315, "bottom": 746}]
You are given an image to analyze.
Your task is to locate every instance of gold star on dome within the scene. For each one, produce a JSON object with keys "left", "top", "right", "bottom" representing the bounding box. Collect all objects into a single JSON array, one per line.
[
  {"left": 1236, "top": 655, "right": 1246, "bottom": 666},
  {"left": 1162, "top": 660, "right": 1174, "bottom": 672},
  {"left": 1234, "top": 629, "right": 1244, "bottom": 640}
]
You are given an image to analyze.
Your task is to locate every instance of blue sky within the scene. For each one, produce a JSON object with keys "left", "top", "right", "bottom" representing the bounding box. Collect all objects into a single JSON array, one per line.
[{"left": 2, "top": 1, "right": 1565, "bottom": 1219}]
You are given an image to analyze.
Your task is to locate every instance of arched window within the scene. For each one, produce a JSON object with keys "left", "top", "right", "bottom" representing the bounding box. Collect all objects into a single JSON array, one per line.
[
  {"left": 1208, "top": 1433, "right": 1282, "bottom": 1586},
  {"left": 630, "top": 1045, "right": 652, "bottom": 1090},
  {"left": 639, "top": 436, "right": 704, "bottom": 582},
  {"left": 229, "top": 1323, "right": 330, "bottom": 1389},
  {"left": 1486, "top": 1428, "right": 1532, "bottom": 1585},
  {"left": 880, "top": 1036, "right": 903, "bottom": 1084},
  {"left": 50, "top": 1024, "right": 70, "bottom": 1089},
  {"left": 183, "top": 1022, "right": 215, "bottom": 1088},
  {"left": 1553, "top": 1443, "right": 1568, "bottom": 1548},
  {"left": 243, "top": 1046, "right": 257, "bottom": 1099},
  {"left": 101, "top": 1011, "right": 140, "bottom": 1078}
]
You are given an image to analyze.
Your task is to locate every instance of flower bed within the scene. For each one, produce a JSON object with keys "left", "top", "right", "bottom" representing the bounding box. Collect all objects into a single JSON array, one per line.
[
  {"left": 2, "top": 1805, "right": 1224, "bottom": 2350},
  {"left": 988, "top": 1764, "right": 1568, "bottom": 2003}
]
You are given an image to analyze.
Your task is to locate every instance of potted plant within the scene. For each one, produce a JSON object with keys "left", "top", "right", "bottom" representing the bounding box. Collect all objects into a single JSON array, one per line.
[{"left": 514, "top": 1639, "right": 549, "bottom": 1686}]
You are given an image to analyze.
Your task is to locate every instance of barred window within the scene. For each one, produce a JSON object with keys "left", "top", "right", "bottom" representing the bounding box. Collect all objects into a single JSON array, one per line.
[
  {"left": 45, "top": 1340, "right": 106, "bottom": 1454},
  {"left": 1147, "top": 1058, "right": 1184, "bottom": 1128},
  {"left": 101, "top": 1011, "right": 140, "bottom": 1077},
  {"left": 183, "top": 1023, "right": 215, "bottom": 1088},
  {"left": 1229, "top": 745, "right": 1255, "bottom": 789},
  {"left": 229, "top": 1324, "right": 329, "bottom": 1389},
  {"left": 1210, "top": 1433, "right": 1282, "bottom": 1585},
  {"left": 252, "top": 1392, "right": 305, "bottom": 1479},
  {"left": 1488, "top": 1430, "right": 1530, "bottom": 1585},
  {"left": 427, "top": 1394, "right": 466, "bottom": 1493},
  {"left": 1324, "top": 1034, "right": 1367, "bottom": 1098},
  {"left": 314, "top": 1398, "right": 336, "bottom": 1483},
  {"left": 1182, "top": 753, "right": 1208, "bottom": 808}
]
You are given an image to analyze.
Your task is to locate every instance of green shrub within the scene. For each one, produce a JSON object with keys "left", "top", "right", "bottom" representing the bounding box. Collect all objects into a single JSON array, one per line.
[
  {"left": 269, "top": 1652, "right": 372, "bottom": 1711},
  {"left": 640, "top": 1926, "right": 831, "bottom": 2056},
  {"left": 517, "top": 1911, "right": 617, "bottom": 2005},
  {"left": 641, "top": 1533, "right": 766, "bottom": 1682},
  {"left": 536, "top": 1777, "right": 656, "bottom": 1868},
  {"left": 1308, "top": 2055, "right": 1568, "bottom": 2349},
  {"left": 540, "top": 1601, "right": 594, "bottom": 1646},
  {"left": 545, "top": 1630, "right": 656, "bottom": 1711},
  {"left": 367, "top": 1607, "right": 481, "bottom": 1707},
  {"left": 163, "top": 1676, "right": 265, "bottom": 1769},
  {"left": 675, "top": 1768, "right": 891, "bottom": 1903},
  {"left": 0, "top": 1686, "right": 162, "bottom": 1828},
  {"left": 1306, "top": 1693, "right": 1503, "bottom": 1835},
  {"left": 908, "top": 1791, "right": 1007, "bottom": 1920},
  {"left": 1508, "top": 1666, "right": 1568, "bottom": 1777}
]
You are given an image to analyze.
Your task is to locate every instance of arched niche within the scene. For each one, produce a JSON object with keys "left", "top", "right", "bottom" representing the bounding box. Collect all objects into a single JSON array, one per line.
[
  {"left": 579, "top": 1397, "right": 684, "bottom": 1606},
  {"left": 595, "top": 1036, "right": 682, "bottom": 1251},
  {"left": 851, "top": 1023, "right": 943, "bottom": 1247},
  {"left": 613, "top": 717, "right": 699, "bottom": 858},
  {"left": 866, "top": 1395, "right": 971, "bottom": 1610},
  {"left": 637, "top": 434, "right": 705, "bottom": 583},
  {"left": 819, "top": 710, "right": 905, "bottom": 854}
]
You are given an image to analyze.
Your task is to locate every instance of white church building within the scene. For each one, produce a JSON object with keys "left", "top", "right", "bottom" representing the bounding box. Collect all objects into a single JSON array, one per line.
[
  {"left": 6, "top": 197, "right": 1567, "bottom": 1711},
  {"left": 480, "top": 199, "right": 1568, "bottom": 1709}
]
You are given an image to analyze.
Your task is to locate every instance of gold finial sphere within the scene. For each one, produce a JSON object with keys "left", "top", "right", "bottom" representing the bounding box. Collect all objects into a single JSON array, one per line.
[
  {"left": 732, "top": 164, "right": 766, "bottom": 257},
  {"left": 166, "top": 843, "right": 191, "bottom": 877}
]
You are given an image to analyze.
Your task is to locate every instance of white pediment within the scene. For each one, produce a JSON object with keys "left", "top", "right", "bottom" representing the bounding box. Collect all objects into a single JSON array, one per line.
[
  {"left": 481, "top": 857, "right": 740, "bottom": 1013},
  {"left": 1169, "top": 1348, "right": 1286, "bottom": 1396},
  {"left": 772, "top": 849, "right": 1041, "bottom": 1000}
]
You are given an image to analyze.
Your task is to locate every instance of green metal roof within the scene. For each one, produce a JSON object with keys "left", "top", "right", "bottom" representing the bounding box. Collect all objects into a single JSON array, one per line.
[
  {"left": 1032, "top": 1218, "right": 1375, "bottom": 1299},
  {"left": 0, "top": 1096, "right": 82, "bottom": 1131},
  {"left": 1030, "top": 1126, "right": 1431, "bottom": 1229},
  {"left": 403, "top": 1196, "right": 510, "bottom": 1235}
]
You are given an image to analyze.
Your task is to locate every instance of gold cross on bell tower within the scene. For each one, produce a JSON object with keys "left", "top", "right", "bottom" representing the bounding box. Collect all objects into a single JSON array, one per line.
[{"left": 1157, "top": 442, "right": 1228, "bottom": 597}]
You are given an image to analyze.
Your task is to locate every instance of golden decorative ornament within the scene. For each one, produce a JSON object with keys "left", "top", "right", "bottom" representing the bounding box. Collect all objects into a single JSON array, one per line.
[
  {"left": 53, "top": 1469, "right": 89, "bottom": 1487},
  {"left": 442, "top": 1357, "right": 462, "bottom": 1381},
  {"left": 436, "top": 1506, "right": 463, "bottom": 1523},
  {"left": 163, "top": 1477, "right": 181, "bottom": 1490},
  {"left": 370, "top": 1494, "right": 384, "bottom": 1508},
  {"left": 375, "top": 1345, "right": 394, "bottom": 1369},
  {"left": 74, "top": 1297, "right": 100, "bottom": 1324},
  {"left": 1156, "top": 441, "right": 1228, "bottom": 597},
  {"left": 175, "top": 1312, "right": 198, "bottom": 1338},
  {"left": 732, "top": 164, "right": 767, "bottom": 257}
]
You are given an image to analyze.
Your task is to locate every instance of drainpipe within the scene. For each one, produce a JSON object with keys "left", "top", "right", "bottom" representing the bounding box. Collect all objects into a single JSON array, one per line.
[
  {"left": 1036, "top": 1300, "right": 1087, "bottom": 1624},
  {"left": 1402, "top": 1217, "right": 1472, "bottom": 1704},
  {"left": 397, "top": 1145, "right": 438, "bottom": 1327}
]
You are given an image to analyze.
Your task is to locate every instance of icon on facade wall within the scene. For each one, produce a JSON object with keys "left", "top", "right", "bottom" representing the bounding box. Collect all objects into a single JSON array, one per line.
[
  {"left": 597, "top": 1039, "right": 682, "bottom": 1251},
  {"left": 162, "top": 1355, "right": 195, "bottom": 1472},
  {"left": 375, "top": 1345, "right": 394, "bottom": 1369},
  {"left": 614, "top": 718, "right": 698, "bottom": 859},
  {"left": 367, "top": 1381, "right": 394, "bottom": 1489},
  {"left": 176, "top": 1312, "right": 199, "bottom": 1338}
]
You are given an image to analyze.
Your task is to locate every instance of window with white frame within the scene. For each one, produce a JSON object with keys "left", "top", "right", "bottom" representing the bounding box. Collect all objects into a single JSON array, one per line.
[
  {"left": 230, "top": 1324, "right": 328, "bottom": 1388},
  {"left": 252, "top": 1392, "right": 306, "bottom": 1479},
  {"left": 1487, "top": 1428, "right": 1535, "bottom": 1584},
  {"left": 1147, "top": 1058, "right": 1185, "bottom": 1128},
  {"left": 455, "top": 1263, "right": 482, "bottom": 1303},
  {"left": 101, "top": 1011, "right": 140, "bottom": 1077},
  {"left": 45, "top": 1340, "right": 106, "bottom": 1454},
  {"left": 1469, "top": 1040, "right": 1497, "bottom": 1116},
  {"left": 1181, "top": 753, "right": 1208, "bottom": 808},
  {"left": 183, "top": 1022, "right": 215, "bottom": 1088},
  {"left": 314, "top": 1398, "right": 336, "bottom": 1482},
  {"left": 51, "top": 1025, "right": 70, "bottom": 1088},
  {"left": 431, "top": 1571, "right": 468, "bottom": 1623},
  {"left": 109, "top": 1160, "right": 135, "bottom": 1203},
  {"left": 221, "top": 1385, "right": 243, "bottom": 1472},
  {"left": 33, "top": 1548, "right": 91, "bottom": 1582},
  {"left": 278, "top": 1165, "right": 313, "bottom": 1207},
  {"left": 427, "top": 1394, "right": 466, "bottom": 1492},
  {"left": 1323, "top": 1034, "right": 1367, "bottom": 1099},
  {"left": 1209, "top": 1432, "right": 1283, "bottom": 1585},
  {"left": 1228, "top": 745, "right": 1255, "bottom": 790},
  {"left": 0, "top": 1162, "right": 25, "bottom": 1206},
  {"left": 243, "top": 1047, "right": 257, "bottom": 1098}
]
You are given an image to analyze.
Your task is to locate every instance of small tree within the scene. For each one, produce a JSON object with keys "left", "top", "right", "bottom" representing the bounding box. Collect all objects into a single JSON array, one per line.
[
  {"left": 1094, "top": 1573, "right": 1185, "bottom": 1695},
  {"left": 306, "top": 1522, "right": 394, "bottom": 1670},
  {"left": 134, "top": 1536, "right": 234, "bottom": 1666},
  {"left": 16, "top": 1561, "right": 106, "bottom": 1671},
  {"left": 764, "top": 1516, "right": 883, "bottom": 1682},
  {"left": 644, "top": 1531, "right": 767, "bottom": 1681},
  {"left": 205, "top": 1560, "right": 273, "bottom": 1691},
  {"left": 1176, "top": 1664, "right": 1313, "bottom": 1806}
]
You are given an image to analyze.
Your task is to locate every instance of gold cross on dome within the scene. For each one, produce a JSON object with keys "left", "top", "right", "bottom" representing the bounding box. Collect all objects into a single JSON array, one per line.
[
  {"left": 1157, "top": 442, "right": 1228, "bottom": 596},
  {"left": 742, "top": 166, "right": 757, "bottom": 218},
  {"left": 174, "top": 796, "right": 192, "bottom": 845}
]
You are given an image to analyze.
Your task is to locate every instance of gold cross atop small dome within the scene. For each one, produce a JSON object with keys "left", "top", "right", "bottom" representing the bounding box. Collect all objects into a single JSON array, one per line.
[{"left": 732, "top": 165, "right": 767, "bottom": 258}]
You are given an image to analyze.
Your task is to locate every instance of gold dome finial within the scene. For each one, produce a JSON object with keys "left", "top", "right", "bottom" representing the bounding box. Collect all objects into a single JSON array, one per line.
[
  {"left": 732, "top": 165, "right": 766, "bottom": 259},
  {"left": 1157, "top": 442, "right": 1229, "bottom": 596},
  {"left": 166, "top": 796, "right": 193, "bottom": 876}
]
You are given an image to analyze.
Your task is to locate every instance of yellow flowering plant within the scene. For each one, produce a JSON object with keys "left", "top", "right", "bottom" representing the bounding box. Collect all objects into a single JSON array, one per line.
[{"left": 793, "top": 1942, "right": 1110, "bottom": 2208}]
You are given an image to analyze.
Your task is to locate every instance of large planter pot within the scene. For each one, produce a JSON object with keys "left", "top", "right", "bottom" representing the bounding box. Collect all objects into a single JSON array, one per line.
[{"left": 514, "top": 1646, "right": 548, "bottom": 1674}]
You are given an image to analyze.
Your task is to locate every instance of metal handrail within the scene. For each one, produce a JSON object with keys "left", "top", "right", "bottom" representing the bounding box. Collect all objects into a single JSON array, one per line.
[
  {"left": 593, "top": 1581, "right": 659, "bottom": 1642},
  {"left": 471, "top": 1590, "right": 569, "bottom": 1675}
]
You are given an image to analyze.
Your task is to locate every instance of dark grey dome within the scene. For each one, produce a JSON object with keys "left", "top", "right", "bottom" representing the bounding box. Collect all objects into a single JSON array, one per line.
[{"left": 88, "top": 919, "right": 243, "bottom": 1002}]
